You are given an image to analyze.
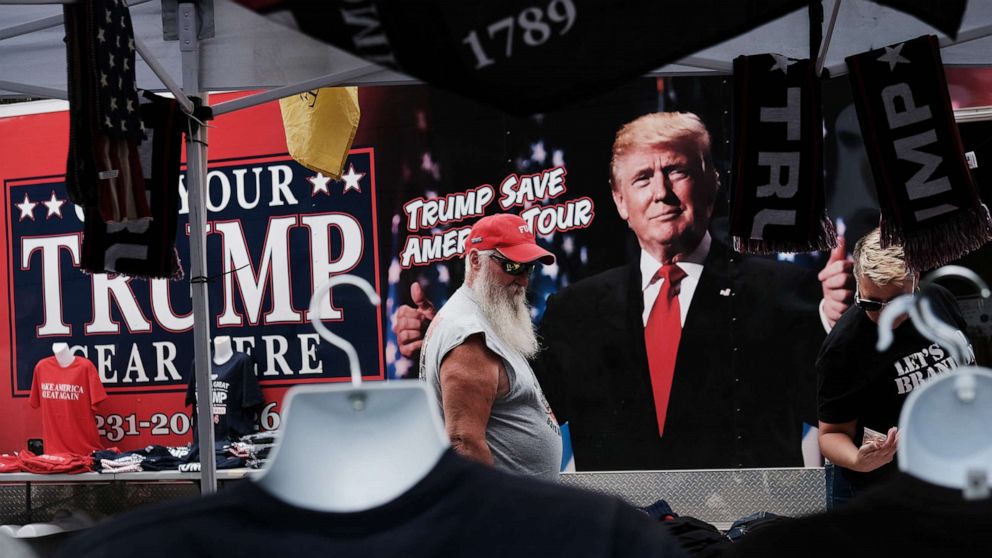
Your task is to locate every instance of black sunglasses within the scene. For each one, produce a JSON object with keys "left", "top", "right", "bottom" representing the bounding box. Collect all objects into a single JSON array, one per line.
[
  {"left": 854, "top": 278, "right": 917, "bottom": 312},
  {"left": 854, "top": 293, "right": 892, "bottom": 313},
  {"left": 490, "top": 254, "right": 537, "bottom": 276}
]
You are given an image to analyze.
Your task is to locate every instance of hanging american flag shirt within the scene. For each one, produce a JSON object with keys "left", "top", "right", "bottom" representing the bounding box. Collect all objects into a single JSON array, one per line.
[
  {"left": 63, "top": 0, "right": 151, "bottom": 223},
  {"left": 94, "top": 0, "right": 144, "bottom": 140}
]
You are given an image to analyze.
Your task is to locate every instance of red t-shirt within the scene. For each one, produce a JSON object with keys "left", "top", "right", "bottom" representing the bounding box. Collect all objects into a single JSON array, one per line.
[
  {"left": 0, "top": 454, "right": 21, "bottom": 473},
  {"left": 29, "top": 356, "right": 108, "bottom": 454},
  {"left": 17, "top": 450, "right": 93, "bottom": 474}
]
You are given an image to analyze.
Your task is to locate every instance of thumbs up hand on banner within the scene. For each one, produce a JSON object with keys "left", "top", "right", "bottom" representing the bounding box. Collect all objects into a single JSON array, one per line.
[
  {"left": 818, "top": 236, "right": 856, "bottom": 328},
  {"left": 394, "top": 282, "right": 436, "bottom": 359}
]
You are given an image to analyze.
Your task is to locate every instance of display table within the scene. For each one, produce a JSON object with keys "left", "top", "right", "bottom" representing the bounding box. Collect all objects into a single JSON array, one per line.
[
  {"left": 561, "top": 467, "right": 826, "bottom": 530},
  {"left": 0, "top": 469, "right": 255, "bottom": 483},
  {"left": 0, "top": 469, "right": 259, "bottom": 525},
  {"left": 3, "top": 467, "right": 825, "bottom": 530}
]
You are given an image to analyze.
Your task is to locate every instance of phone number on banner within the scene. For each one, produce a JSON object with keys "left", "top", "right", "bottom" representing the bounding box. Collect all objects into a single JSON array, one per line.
[{"left": 95, "top": 403, "right": 282, "bottom": 442}]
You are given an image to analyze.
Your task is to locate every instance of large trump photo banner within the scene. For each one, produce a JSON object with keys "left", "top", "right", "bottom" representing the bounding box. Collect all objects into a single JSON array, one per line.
[{"left": 1, "top": 79, "right": 862, "bottom": 471}]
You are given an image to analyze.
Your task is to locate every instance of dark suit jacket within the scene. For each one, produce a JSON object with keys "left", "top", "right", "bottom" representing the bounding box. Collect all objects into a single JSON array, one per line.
[{"left": 535, "top": 240, "right": 825, "bottom": 470}]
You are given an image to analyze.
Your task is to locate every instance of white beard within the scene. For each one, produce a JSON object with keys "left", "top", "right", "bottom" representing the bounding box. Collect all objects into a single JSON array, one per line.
[{"left": 472, "top": 261, "right": 540, "bottom": 359}]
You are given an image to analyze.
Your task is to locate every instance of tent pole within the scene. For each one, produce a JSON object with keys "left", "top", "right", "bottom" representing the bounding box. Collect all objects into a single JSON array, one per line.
[
  {"left": 0, "top": 79, "right": 66, "bottom": 99},
  {"left": 0, "top": 14, "right": 62, "bottom": 40},
  {"left": 179, "top": 1, "right": 217, "bottom": 495},
  {"left": 0, "top": 0, "right": 152, "bottom": 40},
  {"left": 211, "top": 65, "right": 387, "bottom": 117},
  {"left": 940, "top": 22, "right": 992, "bottom": 49},
  {"left": 133, "top": 36, "right": 195, "bottom": 114},
  {"left": 672, "top": 56, "right": 733, "bottom": 74},
  {"left": 0, "top": 0, "right": 77, "bottom": 4},
  {"left": 825, "top": 18, "right": 992, "bottom": 77},
  {"left": 815, "top": 0, "right": 842, "bottom": 76}
]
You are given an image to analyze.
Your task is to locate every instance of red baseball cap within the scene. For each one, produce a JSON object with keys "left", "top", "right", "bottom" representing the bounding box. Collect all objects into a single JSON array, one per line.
[{"left": 467, "top": 214, "right": 555, "bottom": 265}]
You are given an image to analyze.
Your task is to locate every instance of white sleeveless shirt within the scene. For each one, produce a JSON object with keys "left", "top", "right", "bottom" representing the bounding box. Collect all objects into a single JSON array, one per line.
[{"left": 420, "top": 286, "right": 562, "bottom": 480}]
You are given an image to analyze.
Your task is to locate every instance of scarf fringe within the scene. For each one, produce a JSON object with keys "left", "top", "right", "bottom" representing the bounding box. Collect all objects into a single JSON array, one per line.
[
  {"left": 882, "top": 204, "right": 992, "bottom": 272},
  {"left": 733, "top": 214, "right": 837, "bottom": 255}
]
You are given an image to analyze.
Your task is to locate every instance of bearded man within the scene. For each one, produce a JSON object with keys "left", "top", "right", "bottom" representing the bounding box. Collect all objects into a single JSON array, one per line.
[{"left": 420, "top": 213, "right": 563, "bottom": 480}]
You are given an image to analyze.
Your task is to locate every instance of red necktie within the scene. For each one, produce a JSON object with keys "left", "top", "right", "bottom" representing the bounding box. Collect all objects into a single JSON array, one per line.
[{"left": 644, "top": 264, "right": 687, "bottom": 437}]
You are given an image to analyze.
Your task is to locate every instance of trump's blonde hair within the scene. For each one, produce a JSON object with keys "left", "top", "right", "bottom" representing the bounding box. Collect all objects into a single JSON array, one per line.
[{"left": 609, "top": 112, "right": 718, "bottom": 190}]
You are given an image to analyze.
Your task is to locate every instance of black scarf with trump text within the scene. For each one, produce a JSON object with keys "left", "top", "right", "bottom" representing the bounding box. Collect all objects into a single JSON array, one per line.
[
  {"left": 730, "top": 53, "right": 835, "bottom": 254},
  {"left": 847, "top": 35, "right": 992, "bottom": 271}
]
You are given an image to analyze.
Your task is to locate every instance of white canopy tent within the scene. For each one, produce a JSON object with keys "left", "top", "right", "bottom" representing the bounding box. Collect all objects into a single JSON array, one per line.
[{"left": 3, "top": 0, "right": 992, "bottom": 494}]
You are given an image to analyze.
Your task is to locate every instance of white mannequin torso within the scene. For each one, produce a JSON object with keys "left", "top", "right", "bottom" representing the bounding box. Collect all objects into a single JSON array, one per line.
[
  {"left": 52, "top": 343, "right": 74, "bottom": 368},
  {"left": 256, "top": 382, "right": 449, "bottom": 513},
  {"left": 213, "top": 336, "right": 234, "bottom": 365},
  {"left": 899, "top": 366, "right": 992, "bottom": 498}
]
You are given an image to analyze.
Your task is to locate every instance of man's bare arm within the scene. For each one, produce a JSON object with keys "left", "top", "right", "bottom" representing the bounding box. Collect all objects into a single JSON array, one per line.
[{"left": 439, "top": 334, "right": 507, "bottom": 464}]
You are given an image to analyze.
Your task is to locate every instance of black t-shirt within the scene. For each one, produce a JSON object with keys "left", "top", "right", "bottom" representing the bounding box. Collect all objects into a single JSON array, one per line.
[
  {"left": 816, "top": 285, "right": 968, "bottom": 489},
  {"left": 57, "top": 450, "right": 687, "bottom": 558},
  {"left": 185, "top": 352, "right": 264, "bottom": 441},
  {"left": 720, "top": 473, "right": 992, "bottom": 558}
]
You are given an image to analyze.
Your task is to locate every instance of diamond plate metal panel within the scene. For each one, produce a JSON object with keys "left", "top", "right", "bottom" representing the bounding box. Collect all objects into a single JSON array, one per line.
[
  {"left": 0, "top": 481, "right": 202, "bottom": 524},
  {"left": 2, "top": 470, "right": 825, "bottom": 531},
  {"left": 0, "top": 483, "right": 28, "bottom": 525},
  {"left": 559, "top": 468, "right": 826, "bottom": 527}
]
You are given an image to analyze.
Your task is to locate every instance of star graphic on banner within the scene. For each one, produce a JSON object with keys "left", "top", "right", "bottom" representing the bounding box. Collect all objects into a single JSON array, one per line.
[
  {"left": 15, "top": 193, "right": 37, "bottom": 222},
  {"left": 308, "top": 172, "right": 332, "bottom": 197},
  {"left": 97, "top": 28, "right": 106, "bottom": 43},
  {"left": 43, "top": 191, "right": 66, "bottom": 220},
  {"left": 420, "top": 152, "right": 441, "bottom": 180},
  {"left": 530, "top": 141, "right": 547, "bottom": 164},
  {"left": 340, "top": 164, "right": 366, "bottom": 194},
  {"left": 769, "top": 53, "right": 797, "bottom": 74},
  {"left": 421, "top": 152, "right": 435, "bottom": 172},
  {"left": 877, "top": 43, "right": 910, "bottom": 71}
]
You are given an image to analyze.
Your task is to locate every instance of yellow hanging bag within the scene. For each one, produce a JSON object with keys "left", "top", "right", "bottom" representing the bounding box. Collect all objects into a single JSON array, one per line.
[{"left": 279, "top": 87, "right": 360, "bottom": 179}]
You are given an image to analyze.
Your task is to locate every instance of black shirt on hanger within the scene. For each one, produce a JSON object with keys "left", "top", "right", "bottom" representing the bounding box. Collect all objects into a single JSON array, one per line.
[
  {"left": 58, "top": 449, "right": 687, "bottom": 558},
  {"left": 720, "top": 472, "right": 992, "bottom": 557}
]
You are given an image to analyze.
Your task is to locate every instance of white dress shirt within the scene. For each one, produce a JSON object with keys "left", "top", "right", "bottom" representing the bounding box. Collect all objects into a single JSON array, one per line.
[
  {"left": 640, "top": 232, "right": 832, "bottom": 332},
  {"left": 640, "top": 233, "right": 711, "bottom": 327}
]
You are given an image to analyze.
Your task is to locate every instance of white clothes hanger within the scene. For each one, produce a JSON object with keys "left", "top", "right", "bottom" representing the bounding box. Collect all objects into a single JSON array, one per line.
[
  {"left": 897, "top": 366, "right": 992, "bottom": 499},
  {"left": 876, "top": 265, "right": 985, "bottom": 366},
  {"left": 255, "top": 274, "right": 450, "bottom": 513},
  {"left": 877, "top": 266, "right": 992, "bottom": 499}
]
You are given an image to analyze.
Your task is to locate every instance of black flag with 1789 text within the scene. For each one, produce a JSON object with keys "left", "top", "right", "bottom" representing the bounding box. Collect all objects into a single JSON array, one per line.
[{"left": 234, "top": 0, "right": 966, "bottom": 116}]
